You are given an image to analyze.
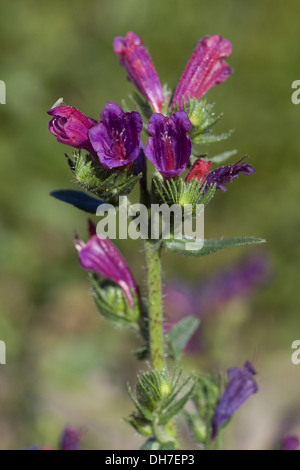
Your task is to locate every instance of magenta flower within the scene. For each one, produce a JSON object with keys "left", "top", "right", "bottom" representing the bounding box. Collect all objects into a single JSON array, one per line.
[
  {"left": 212, "top": 361, "right": 258, "bottom": 439},
  {"left": 204, "top": 157, "right": 255, "bottom": 191},
  {"left": 281, "top": 436, "right": 300, "bottom": 450},
  {"left": 75, "top": 221, "right": 137, "bottom": 307},
  {"left": 89, "top": 102, "right": 143, "bottom": 169},
  {"left": 172, "top": 35, "right": 232, "bottom": 108},
  {"left": 48, "top": 105, "right": 97, "bottom": 153},
  {"left": 144, "top": 111, "right": 192, "bottom": 179},
  {"left": 59, "top": 427, "right": 81, "bottom": 451},
  {"left": 113, "top": 32, "right": 164, "bottom": 113}
]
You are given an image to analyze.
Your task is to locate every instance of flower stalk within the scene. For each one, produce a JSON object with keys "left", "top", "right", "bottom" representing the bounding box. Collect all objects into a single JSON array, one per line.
[{"left": 144, "top": 240, "right": 164, "bottom": 371}]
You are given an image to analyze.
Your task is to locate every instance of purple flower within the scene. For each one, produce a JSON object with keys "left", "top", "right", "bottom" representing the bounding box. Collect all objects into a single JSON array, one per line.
[
  {"left": 196, "top": 256, "right": 271, "bottom": 319},
  {"left": 144, "top": 111, "right": 192, "bottom": 179},
  {"left": 113, "top": 32, "right": 164, "bottom": 113},
  {"left": 281, "top": 436, "right": 300, "bottom": 450},
  {"left": 172, "top": 35, "right": 232, "bottom": 109},
  {"left": 75, "top": 221, "right": 137, "bottom": 307},
  {"left": 204, "top": 157, "right": 255, "bottom": 191},
  {"left": 212, "top": 361, "right": 258, "bottom": 439},
  {"left": 89, "top": 102, "right": 143, "bottom": 169},
  {"left": 59, "top": 427, "right": 81, "bottom": 450},
  {"left": 48, "top": 105, "right": 97, "bottom": 153},
  {"left": 26, "top": 427, "right": 81, "bottom": 450}
]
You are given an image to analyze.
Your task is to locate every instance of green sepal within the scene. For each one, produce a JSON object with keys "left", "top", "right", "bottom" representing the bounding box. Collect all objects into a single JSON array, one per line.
[
  {"left": 185, "top": 373, "right": 222, "bottom": 447},
  {"left": 152, "top": 176, "right": 216, "bottom": 211},
  {"left": 70, "top": 151, "right": 142, "bottom": 204},
  {"left": 159, "top": 378, "right": 195, "bottom": 425},
  {"left": 174, "top": 97, "right": 232, "bottom": 145},
  {"left": 90, "top": 275, "right": 140, "bottom": 329},
  {"left": 124, "top": 414, "right": 153, "bottom": 437}
]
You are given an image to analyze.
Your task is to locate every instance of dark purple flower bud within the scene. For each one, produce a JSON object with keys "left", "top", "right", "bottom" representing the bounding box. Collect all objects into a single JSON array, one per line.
[
  {"left": 75, "top": 222, "right": 137, "bottom": 307},
  {"left": 59, "top": 427, "right": 81, "bottom": 450},
  {"left": 281, "top": 436, "right": 300, "bottom": 450},
  {"left": 88, "top": 102, "right": 143, "bottom": 169},
  {"left": 204, "top": 157, "right": 255, "bottom": 191},
  {"left": 172, "top": 35, "right": 232, "bottom": 109},
  {"left": 48, "top": 105, "right": 97, "bottom": 153},
  {"left": 212, "top": 361, "right": 258, "bottom": 439},
  {"left": 113, "top": 32, "right": 164, "bottom": 113},
  {"left": 144, "top": 111, "right": 192, "bottom": 179}
]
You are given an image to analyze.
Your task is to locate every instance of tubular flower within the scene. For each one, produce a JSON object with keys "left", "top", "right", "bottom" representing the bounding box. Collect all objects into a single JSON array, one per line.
[
  {"left": 204, "top": 157, "right": 255, "bottom": 191},
  {"left": 172, "top": 35, "right": 232, "bottom": 108},
  {"left": 48, "top": 105, "right": 97, "bottom": 153},
  {"left": 75, "top": 221, "right": 137, "bottom": 307},
  {"left": 211, "top": 361, "right": 258, "bottom": 439},
  {"left": 89, "top": 102, "right": 143, "bottom": 169},
  {"left": 185, "top": 159, "right": 212, "bottom": 183},
  {"left": 144, "top": 111, "right": 192, "bottom": 179},
  {"left": 113, "top": 32, "right": 164, "bottom": 113}
]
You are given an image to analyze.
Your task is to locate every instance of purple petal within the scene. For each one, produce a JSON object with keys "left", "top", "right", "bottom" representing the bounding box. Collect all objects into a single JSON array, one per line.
[
  {"left": 204, "top": 157, "right": 255, "bottom": 191},
  {"left": 113, "top": 32, "right": 164, "bottom": 113},
  {"left": 145, "top": 111, "right": 192, "bottom": 178},
  {"left": 281, "top": 436, "right": 300, "bottom": 450},
  {"left": 89, "top": 102, "right": 142, "bottom": 168},
  {"left": 212, "top": 361, "right": 258, "bottom": 439},
  {"left": 75, "top": 226, "right": 137, "bottom": 307},
  {"left": 59, "top": 427, "right": 81, "bottom": 450},
  {"left": 172, "top": 35, "right": 232, "bottom": 108}
]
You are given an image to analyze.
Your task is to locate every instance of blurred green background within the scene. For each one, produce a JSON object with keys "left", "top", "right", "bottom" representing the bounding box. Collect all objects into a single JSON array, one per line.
[{"left": 0, "top": 0, "right": 300, "bottom": 450}]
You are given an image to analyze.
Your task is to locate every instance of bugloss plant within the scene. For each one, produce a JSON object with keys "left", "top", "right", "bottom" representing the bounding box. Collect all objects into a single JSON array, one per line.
[{"left": 47, "top": 32, "right": 266, "bottom": 450}]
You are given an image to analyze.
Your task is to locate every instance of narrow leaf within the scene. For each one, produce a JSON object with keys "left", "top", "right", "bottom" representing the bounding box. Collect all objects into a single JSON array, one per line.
[
  {"left": 164, "top": 236, "right": 266, "bottom": 257},
  {"left": 51, "top": 189, "right": 105, "bottom": 214},
  {"left": 165, "top": 316, "right": 200, "bottom": 360}
]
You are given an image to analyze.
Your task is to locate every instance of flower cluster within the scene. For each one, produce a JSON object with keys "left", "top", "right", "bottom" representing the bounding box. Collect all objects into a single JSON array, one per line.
[{"left": 48, "top": 31, "right": 253, "bottom": 187}]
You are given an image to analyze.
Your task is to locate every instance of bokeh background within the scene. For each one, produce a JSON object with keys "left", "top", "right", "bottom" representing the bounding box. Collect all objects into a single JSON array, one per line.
[{"left": 0, "top": 0, "right": 300, "bottom": 450}]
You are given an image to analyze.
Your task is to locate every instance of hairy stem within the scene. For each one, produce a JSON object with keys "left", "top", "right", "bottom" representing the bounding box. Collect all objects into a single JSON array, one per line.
[{"left": 144, "top": 240, "right": 164, "bottom": 371}]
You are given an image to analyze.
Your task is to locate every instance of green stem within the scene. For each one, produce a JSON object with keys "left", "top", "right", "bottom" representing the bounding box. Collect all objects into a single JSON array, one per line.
[{"left": 144, "top": 240, "right": 164, "bottom": 371}]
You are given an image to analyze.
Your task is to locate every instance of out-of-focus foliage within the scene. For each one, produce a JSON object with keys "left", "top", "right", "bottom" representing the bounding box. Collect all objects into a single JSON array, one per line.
[{"left": 0, "top": 0, "right": 300, "bottom": 450}]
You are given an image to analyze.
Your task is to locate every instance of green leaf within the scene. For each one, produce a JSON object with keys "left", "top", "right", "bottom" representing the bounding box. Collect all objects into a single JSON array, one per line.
[
  {"left": 165, "top": 316, "right": 200, "bottom": 360},
  {"left": 203, "top": 149, "right": 238, "bottom": 164},
  {"left": 192, "top": 129, "right": 233, "bottom": 144},
  {"left": 163, "top": 236, "right": 266, "bottom": 257}
]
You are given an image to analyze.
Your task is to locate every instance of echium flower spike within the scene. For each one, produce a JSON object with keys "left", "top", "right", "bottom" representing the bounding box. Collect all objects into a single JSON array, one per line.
[
  {"left": 48, "top": 105, "right": 97, "bottom": 154},
  {"left": 89, "top": 102, "right": 143, "bottom": 169},
  {"left": 74, "top": 221, "right": 137, "bottom": 307},
  {"left": 113, "top": 32, "right": 164, "bottom": 113},
  {"left": 144, "top": 111, "right": 192, "bottom": 179},
  {"left": 211, "top": 361, "right": 258, "bottom": 439},
  {"left": 172, "top": 35, "right": 232, "bottom": 109}
]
